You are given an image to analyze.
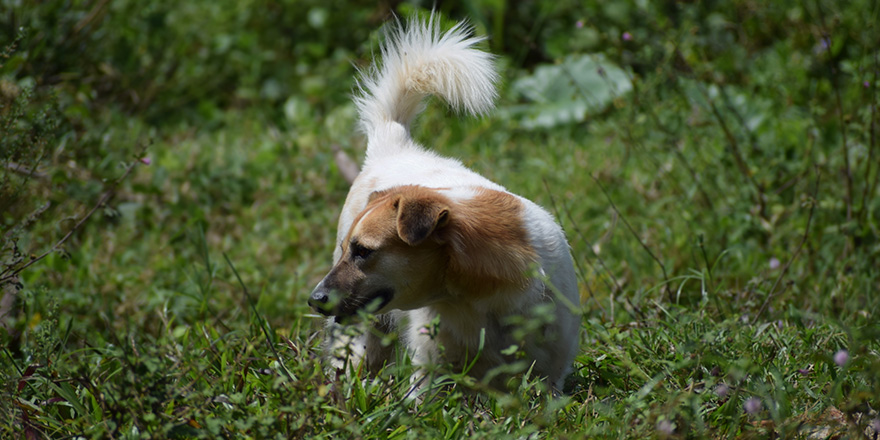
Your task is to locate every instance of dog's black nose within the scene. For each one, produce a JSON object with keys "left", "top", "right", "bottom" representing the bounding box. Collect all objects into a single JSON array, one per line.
[
  {"left": 309, "top": 287, "right": 332, "bottom": 315},
  {"left": 309, "top": 290, "right": 328, "bottom": 306}
]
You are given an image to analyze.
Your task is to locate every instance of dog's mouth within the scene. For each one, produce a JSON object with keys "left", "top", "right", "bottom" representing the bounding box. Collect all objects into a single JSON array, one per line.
[{"left": 332, "top": 288, "right": 395, "bottom": 319}]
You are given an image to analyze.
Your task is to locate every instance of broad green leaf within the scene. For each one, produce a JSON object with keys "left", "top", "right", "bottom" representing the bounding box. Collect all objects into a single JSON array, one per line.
[{"left": 505, "top": 54, "right": 632, "bottom": 129}]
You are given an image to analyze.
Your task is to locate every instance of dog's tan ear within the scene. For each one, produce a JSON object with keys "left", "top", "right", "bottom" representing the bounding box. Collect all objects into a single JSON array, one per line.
[{"left": 395, "top": 196, "right": 450, "bottom": 246}]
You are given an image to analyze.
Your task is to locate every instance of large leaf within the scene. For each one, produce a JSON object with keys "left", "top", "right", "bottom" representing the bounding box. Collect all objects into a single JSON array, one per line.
[{"left": 506, "top": 54, "right": 632, "bottom": 129}]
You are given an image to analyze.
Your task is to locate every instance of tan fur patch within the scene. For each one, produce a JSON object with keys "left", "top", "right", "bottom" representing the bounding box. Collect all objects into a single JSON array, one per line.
[
  {"left": 348, "top": 202, "right": 397, "bottom": 250},
  {"left": 353, "top": 185, "right": 451, "bottom": 245},
  {"left": 343, "top": 185, "right": 535, "bottom": 302},
  {"left": 439, "top": 188, "right": 536, "bottom": 296}
]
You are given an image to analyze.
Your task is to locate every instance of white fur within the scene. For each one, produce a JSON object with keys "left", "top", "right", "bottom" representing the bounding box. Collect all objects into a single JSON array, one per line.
[{"left": 320, "top": 16, "right": 579, "bottom": 391}]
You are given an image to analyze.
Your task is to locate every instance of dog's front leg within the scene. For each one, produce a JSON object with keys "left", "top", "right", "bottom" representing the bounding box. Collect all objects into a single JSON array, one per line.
[{"left": 322, "top": 314, "right": 397, "bottom": 375}]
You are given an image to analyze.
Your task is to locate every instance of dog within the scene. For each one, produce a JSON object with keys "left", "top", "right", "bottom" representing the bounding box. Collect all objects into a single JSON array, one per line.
[{"left": 309, "top": 15, "right": 580, "bottom": 391}]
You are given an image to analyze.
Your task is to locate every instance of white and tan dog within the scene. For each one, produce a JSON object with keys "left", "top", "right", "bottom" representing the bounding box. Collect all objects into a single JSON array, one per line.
[{"left": 309, "top": 16, "right": 580, "bottom": 391}]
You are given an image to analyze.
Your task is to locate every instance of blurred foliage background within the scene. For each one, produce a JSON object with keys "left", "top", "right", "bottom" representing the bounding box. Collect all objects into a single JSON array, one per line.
[{"left": 1, "top": 0, "right": 878, "bottom": 438}]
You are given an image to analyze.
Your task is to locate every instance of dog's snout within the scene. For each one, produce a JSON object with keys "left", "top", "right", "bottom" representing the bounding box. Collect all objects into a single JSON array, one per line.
[
  {"left": 309, "top": 284, "right": 333, "bottom": 315},
  {"left": 309, "top": 289, "right": 328, "bottom": 305}
]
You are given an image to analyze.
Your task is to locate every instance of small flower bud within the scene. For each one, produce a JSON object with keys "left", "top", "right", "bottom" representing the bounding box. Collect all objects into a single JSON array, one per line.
[
  {"left": 744, "top": 397, "right": 762, "bottom": 414},
  {"left": 833, "top": 350, "right": 848, "bottom": 367}
]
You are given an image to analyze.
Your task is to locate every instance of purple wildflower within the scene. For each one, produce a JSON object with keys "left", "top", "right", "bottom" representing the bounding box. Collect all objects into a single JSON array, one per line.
[
  {"left": 622, "top": 32, "right": 633, "bottom": 41},
  {"left": 744, "top": 397, "right": 762, "bottom": 415},
  {"left": 834, "top": 350, "right": 848, "bottom": 367},
  {"left": 657, "top": 419, "right": 674, "bottom": 435},
  {"left": 813, "top": 37, "right": 831, "bottom": 55}
]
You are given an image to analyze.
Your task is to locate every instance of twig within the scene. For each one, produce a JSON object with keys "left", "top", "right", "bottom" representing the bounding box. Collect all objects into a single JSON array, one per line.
[
  {"left": 565, "top": 47, "right": 719, "bottom": 263},
  {"left": 832, "top": 71, "right": 854, "bottom": 224},
  {"left": 718, "top": 85, "right": 761, "bottom": 156},
  {"left": 378, "top": 372, "right": 430, "bottom": 432},
  {"left": 0, "top": 159, "right": 141, "bottom": 285},
  {"left": 666, "top": 45, "right": 766, "bottom": 218},
  {"left": 754, "top": 166, "right": 821, "bottom": 323},
  {"left": 697, "top": 233, "right": 712, "bottom": 287},
  {"left": 331, "top": 144, "right": 360, "bottom": 185},
  {"left": 558, "top": 195, "right": 647, "bottom": 322},
  {"left": 589, "top": 174, "right": 672, "bottom": 302},
  {"left": 641, "top": 95, "right": 717, "bottom": 212},
  {"left": 3, "top": 201, "right": 51, "bottom": 241},
  {"left": 859, "top": 51, "right": 878, "bottom": 223},
  {"left": 562, "top": 53, "right": 709, "bottom": 210},
  {"left": 4, "top": 162, "right": 49, "bottom": 179},
  {"left": 73, "top": 0, "right": 110, "bottom": 34},
  {"left": 700, "top": 85, "right": 767, "bottom": 219},
  {"left": 814, "top": 2, "right": 854, "bottom": 240}
]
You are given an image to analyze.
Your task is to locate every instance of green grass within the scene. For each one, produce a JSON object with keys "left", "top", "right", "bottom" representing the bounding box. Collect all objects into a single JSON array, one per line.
[{"left": 2, "top": 0, "right": 879, "bottom": 438}]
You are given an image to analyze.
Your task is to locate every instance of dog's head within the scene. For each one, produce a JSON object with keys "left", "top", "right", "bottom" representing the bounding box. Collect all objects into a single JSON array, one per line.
[
  {"left": 309, "top": 185, "right": 536, "bottom": 318},
  {"left": 309, "top": 185, "right": 452, "bottom": 317}
]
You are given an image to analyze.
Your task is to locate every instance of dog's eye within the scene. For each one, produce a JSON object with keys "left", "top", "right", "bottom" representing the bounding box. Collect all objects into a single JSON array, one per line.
[{"left": 350, "top": 242, "right": 374, "bottom": 260}]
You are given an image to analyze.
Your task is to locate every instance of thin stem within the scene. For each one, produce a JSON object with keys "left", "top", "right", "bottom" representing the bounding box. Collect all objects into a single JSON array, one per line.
[
  {"left": 541, "top": 179, "right": 601, "bottom": 310},
  {"left": 700, "top": 84, "right": 767, "bottom": 219},
  {"left": 224, "top": 253, "right": 295, "bottom": 382},
  {"left": 590, "top": 174, "right": 672, "bottom": 302},
  {"left": 754, "top": 166, "right": 821, "bottom": 323},
  {"left": 859, "top": 51, "right": 878, "bottom": 223},
  {"left": 0, "top": 158, "right": 141, "bottom": 285}
]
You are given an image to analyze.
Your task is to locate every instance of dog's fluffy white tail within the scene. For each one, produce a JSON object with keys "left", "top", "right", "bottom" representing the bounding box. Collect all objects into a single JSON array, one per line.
[{"left": 355, "top": 15, "right": 498, "bottom": 161}]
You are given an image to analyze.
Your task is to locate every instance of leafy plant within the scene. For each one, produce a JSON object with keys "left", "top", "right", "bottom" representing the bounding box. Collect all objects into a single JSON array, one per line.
[{"left": 504, "top": 53, "right": 632, "bottom": 129}]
